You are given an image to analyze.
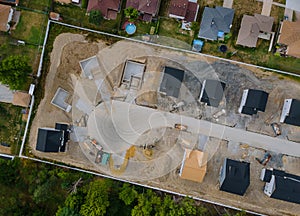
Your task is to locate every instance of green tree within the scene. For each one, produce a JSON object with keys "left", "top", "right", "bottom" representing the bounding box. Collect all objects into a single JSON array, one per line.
[
  {"left": 89, "top": 10, "right": 103, "bottom": 25},
  {"left": 56, "top": 207, "right": 80, "bottom": 216},
  {"left": 124, "top": 7, "right": 139, "bottom": 22},
  {"left": 0, "top": 55, "right": 31, "bottom": 90},
  {"left": 119, "top": 183, "right": 138, "bottom": 205},
  {"left": 131, "top": 189, "right": 161, "bottom": 216},
  {"left": 190, "top": 21, "right": 200, "bottom": 34},
  {"left": 79, "top": 179, "right": 111, "bottom": 216}
]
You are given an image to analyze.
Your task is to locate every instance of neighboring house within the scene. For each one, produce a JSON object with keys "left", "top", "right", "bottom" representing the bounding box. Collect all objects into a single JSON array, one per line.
[
  {"left": 0, "top": 0, "right": 18, "bottom": 5},
  {"left": 199, "top": 79, "right": 226, "bottom": 107},
  {"left": 126, "top": 0, "right": 161, "bottom": 22},
  {"left": 260, "top": 168, "right": 300, "bottom": 204},
  {"left": 159, "top": 66, "right": 184, "bottom": 98},
  {"left": 179, "top": 149, "right": 207, "bottom": 183},
  {"left": 87, "top": 0, "right": 121, "bottom": 20},
  {"left": 0, "top": 4, "right": 13, "bottom": 32},
  {"left": 168, "top": 0, "right": 199, "bottom": 22},
  {"left": 238, "top": 89, "right": 269, "bottom": 115},
  {"left": 280, "top": 98, "right": 300, "bottom": 126},
  {"left": 36, "top": 123, "right": 69, "bottom": 152},
  {"left": 12, "top": 91, "right": 31, "bottom": 108},
  {"left": 219, "top": 158, "right": 250, "bottom": 196},
  {"left": 277, "top": 20, "right": 300, "bottom": 58},
  {"left": 198, "top": 6, "right": 234, "bottom": 41},
  {"left": 236, "top": 14, "right": 274, "bottom": 48}
]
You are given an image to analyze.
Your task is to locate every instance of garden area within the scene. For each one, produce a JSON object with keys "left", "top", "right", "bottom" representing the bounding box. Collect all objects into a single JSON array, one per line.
[
  {"left": 19, "top": 0, "right": 51, "bottom": 12},
  {"left": 0, "top": 103, "right": 23, "bottom": 155}
]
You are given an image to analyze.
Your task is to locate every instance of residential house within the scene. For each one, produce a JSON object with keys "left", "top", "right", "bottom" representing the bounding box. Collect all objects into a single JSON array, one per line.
[
  {"left": 219, "top": 158, "right": 250, "bottom": 196},
  {"left": 236, "top": 14, "right": 274, "bottom": 48},
  {"left": 278, "top": 20, "right": 300, "bottom": 58},
  {"left": 87, "top": 0, "right": 121, "bottom": 20},
  {"left": 36, "top": 123, "right": 69, "bottom": 152},
  {"left": 238, "top": 89, "right": 269, "bottom": 115},
  {"left": 179, "top": 149, "right": 207, "bottom": 183},
  {"left": 280, "top": 98, "right": 300, "bottom": 126},
  {"left": 198, "top": 6, "right": 234, "bottom": 41},
  {"left": 0, "top": 0, "right": 18, "bottom": 5},
  {"left": 0, "top": 4, "right": 13, "bottom": 32},
  {"left": 159, "top": 66, "right": 184, "bottom": 98},
  {"left": 168, "top": 0, "right": 199, "bottom": 23},
  {"left": 199, "top": 79, "right": 226, "bottom": 107},
  {"left": 260, "top": 168, "right": 300, "bottom": 204},
  {"left": 126, "top": 0, "right": 161, "bottom": 22}
]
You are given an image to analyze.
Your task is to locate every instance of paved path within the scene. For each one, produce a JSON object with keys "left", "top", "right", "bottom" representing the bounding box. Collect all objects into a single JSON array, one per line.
[
  {"left": 223, "top": 0, "right": 233, "bottom": 8},
  {"left": 0, "top": 84, "right": 13, "bottom": 103},
  {"left": 261, "top": 0, "right": 273, "bottom": 16},
  {"left": 90, "top": 100, "right": 300, "bottom": 157},
  {"left": 284, "top": 7, "right": 293, "bottom": 21}
]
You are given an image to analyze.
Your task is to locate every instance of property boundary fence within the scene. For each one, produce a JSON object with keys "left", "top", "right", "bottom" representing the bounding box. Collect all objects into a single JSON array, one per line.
[{"left": 19, "top": 19, "right": 300, "bottom": 216}]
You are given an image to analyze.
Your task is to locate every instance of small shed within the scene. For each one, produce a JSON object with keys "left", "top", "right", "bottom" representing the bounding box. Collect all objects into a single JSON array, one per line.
[{"left": 12, "top": 91, "right": 31, "bottom": 107}]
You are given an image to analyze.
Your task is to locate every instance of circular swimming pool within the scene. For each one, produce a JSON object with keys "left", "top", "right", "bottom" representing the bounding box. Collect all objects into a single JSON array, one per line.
[{"left": 125, "top": 23, "right": 136, "bottom": 35}]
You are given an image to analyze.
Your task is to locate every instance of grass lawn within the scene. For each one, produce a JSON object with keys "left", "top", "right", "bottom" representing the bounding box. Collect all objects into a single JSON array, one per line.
[
  {"left": 12, "top": 10, "right": 48, "bottom": 45},
  {"left": 0, "top": 103, "right": 23, "bottom": 155},
  {"left": 158, "top": 18, "right": 193, "bottom": 47},
  {"left": 0, "top": 35, "right": 40, "bottom": 72},
  {"left": 135, "top": 21, "right": 152, "bottom": 35},
  {"left": 19, "top": 0, "right": 50, "bottom": 11},
  {"left": 54, "top": 3, "right": 121, "bottom": 33}
]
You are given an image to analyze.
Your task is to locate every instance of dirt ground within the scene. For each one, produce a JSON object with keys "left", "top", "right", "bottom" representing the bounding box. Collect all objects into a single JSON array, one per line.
[{"left": 28, "top": 33, "right": 300, "bottom": 216}]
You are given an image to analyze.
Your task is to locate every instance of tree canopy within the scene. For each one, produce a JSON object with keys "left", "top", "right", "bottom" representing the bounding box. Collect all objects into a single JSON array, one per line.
[
  {"left": 0, "top": 55, "right": 31, "bottom": 90},
  {"left": 89, "top": 10, "right": 103, "bottom": 26},
  {"left": 124, "top": 7, "right": 139, "bottom": 22}
]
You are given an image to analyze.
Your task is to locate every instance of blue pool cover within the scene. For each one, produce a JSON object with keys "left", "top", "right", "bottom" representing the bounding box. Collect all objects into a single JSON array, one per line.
[{"left": 125, "top": 23, "right": 137, "bottom": 35}]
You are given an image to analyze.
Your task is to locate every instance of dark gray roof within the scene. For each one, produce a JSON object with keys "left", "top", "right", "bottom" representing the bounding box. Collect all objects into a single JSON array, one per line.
[
  {"left": 160, "top": 67, "right": 184, "bottom": 98},
  {"left": 241, "top": 89, "right": 269, "bottom": 115},
  {"left": 200, "top": 79, "right": 226, "bottom": 107},
  {"left": 36, "top": 129, "right": 63, "bottom": 152},
  {"left": 36, "top": 124, "right": 69, "bottom": 152},
  {"left": 284, "top": 99, "right": 300, "bottom": 126},
  {"left": 262, "top": 169, "right": 300, "bottom": 204},
  {"left": 220, "top": 158, "right": 250, "bottom": 196},
  {"left": 198, "top": 6, "right": 234, "bottom": 40}
]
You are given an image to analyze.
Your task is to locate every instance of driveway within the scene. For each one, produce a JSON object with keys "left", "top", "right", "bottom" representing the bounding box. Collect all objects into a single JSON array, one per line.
[
  {"left": 0, "top": 84, "right": 13, "bottom": 103},
  {"left": 223, "top": 0, "right": 233, "bottom": 8},
  {"left": 89, "top": 100, "right": 300, "bottom": 157},
  {"left": 261, "top": 0, "right": 273, "bottom": 16}
]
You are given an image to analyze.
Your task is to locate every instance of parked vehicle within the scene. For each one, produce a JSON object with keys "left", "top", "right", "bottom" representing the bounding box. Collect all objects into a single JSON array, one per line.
[
  {"left": 174, "top": 124, "right": 188, "bottom": 131},
  {"left": 271, "top": 123, "right": 281, "bottom": 136}
]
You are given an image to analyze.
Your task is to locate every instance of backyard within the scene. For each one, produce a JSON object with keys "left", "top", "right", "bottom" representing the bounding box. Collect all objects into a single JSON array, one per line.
[
  {"left": 12, "top": 10, "right": 48, "bottom": 45},
  {"left": 0, "top": 103, "right": 23, "bottom": 155},
  {"left": 19, "top": 0, "right": 50, "bottom": 11}
]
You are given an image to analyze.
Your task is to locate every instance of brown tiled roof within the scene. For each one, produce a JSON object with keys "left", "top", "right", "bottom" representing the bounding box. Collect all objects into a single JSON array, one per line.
[
  {"left": 0, "top": 0, "right": 19, "bottom": 5},
  {"left": 236, "top": 15, "right": 260, "bottom": 47},
  {"left": 169, "top": 0, "right": 188, "bottom": 18},
  {"left": 87, "top": 0, "right": 120, "bottom": 20},
  {"left": 278, "top": 20, "right": 300, "bottom": 58},
  {"left": 185, "top": 1, "right": 198, "bottom": 22},
  {"left": 236, "top": 14, "right": 274, "bottom": 47},
  {"left": 180, "top": 149, "right": 207, "bottom": 183},
  {"left": 12, "top": 92, "right": 31, "bottom": 107},
  {"left": 126, "top": 0, "right": 160, "bottom": 16},
  {"left": 0, "top": 4, "right": 11, "bottom": 32}
]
